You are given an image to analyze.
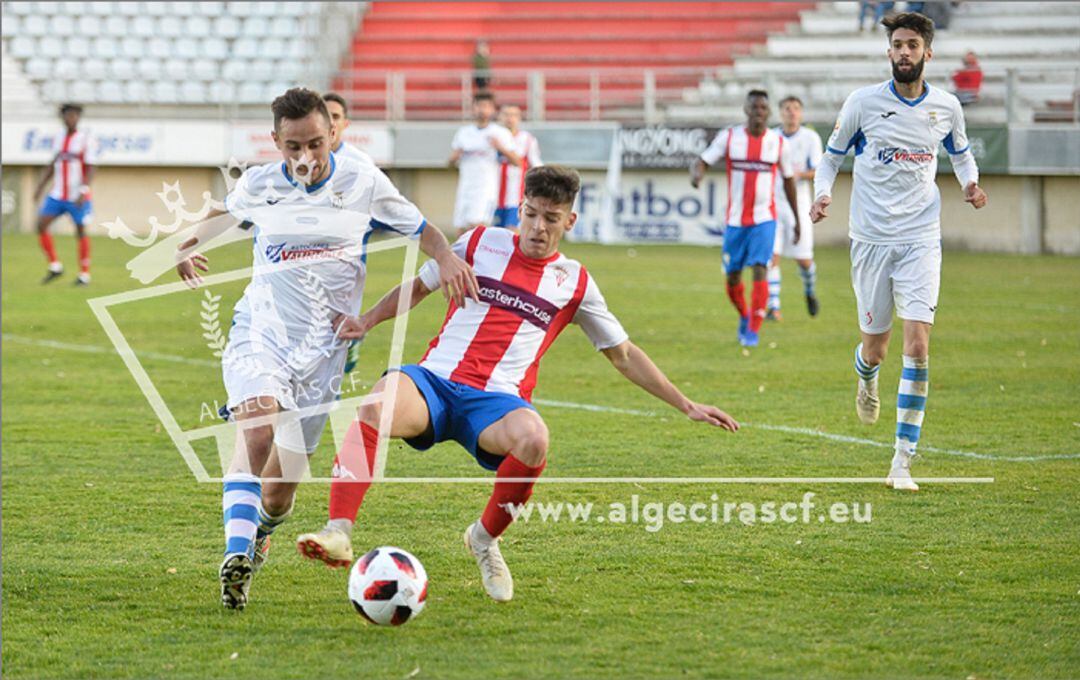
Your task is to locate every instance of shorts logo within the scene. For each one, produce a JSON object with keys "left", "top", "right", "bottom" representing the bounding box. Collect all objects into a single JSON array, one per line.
[
  {"left": 877, "top": 147, "right": 934, "bottom": 165},
  {"left": 865, "top": 310, "right": 873, "bottom": 325}
]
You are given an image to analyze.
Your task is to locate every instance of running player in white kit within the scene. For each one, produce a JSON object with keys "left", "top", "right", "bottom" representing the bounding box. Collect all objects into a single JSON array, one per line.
[
  {"left": 174, "top": 88, "right": 478, "bottom": 609},
  {"left": 449, "top": 92, "right": 521, "bottom": 237},
  {"left": 811, "top": 13, "right": 987, "bottom": 491},
  {"left": 766, "top": 96, "right": 824, "bottom": 320}
]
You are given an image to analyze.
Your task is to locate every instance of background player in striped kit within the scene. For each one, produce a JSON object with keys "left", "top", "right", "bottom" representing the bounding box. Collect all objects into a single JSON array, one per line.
[
  {"left": 296, "top": 166, "right": 739, "bottom": 602},
  {"left": 33, "top": 103, "right": 95, "bottom": 286},
  {"left": 493, "top": 105, "right": 543, "bottom": 229},
  {"left": 691, "top": 90, "right": 802, "bottom": 348},
  {"left": 766, "top": 96, "right": 824, "bottom": 321},
  {"left": 811, "top": 12, "right": 987, "bottom": 491}
]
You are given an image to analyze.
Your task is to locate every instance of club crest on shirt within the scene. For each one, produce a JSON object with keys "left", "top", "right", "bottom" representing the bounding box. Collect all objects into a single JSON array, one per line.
[
  {"left": 927, "top": 110, "right": 939, "bottom": 126},
  {"left": 551, "top": 265, "right": 570, "bottom": 287}
]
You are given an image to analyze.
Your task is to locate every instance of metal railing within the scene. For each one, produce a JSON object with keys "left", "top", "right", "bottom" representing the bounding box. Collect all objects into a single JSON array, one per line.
[{"left": 335, "top": 66, "right": 712, "bottom": 123}]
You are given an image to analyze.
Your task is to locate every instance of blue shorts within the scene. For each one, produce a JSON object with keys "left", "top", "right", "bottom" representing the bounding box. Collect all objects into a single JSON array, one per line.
[
  {"left": 40, "top": 196, "right": 92, "bottom": 226},
  {"left": 492, "top": 206, "right": 520, "bottom": 228},
  {"left": 722, "top": 221, "right": 776, "bottom": 273},
  {"left": 395, "top": 364, "right": 535, "bottom": 471}
]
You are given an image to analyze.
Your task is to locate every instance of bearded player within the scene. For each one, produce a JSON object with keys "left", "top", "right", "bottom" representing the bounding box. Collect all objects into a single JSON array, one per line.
[
  {"left": 810, "top": 13, "right": 987, "bottom": 491},
  {"left": 296, "top": 166, "right": 739, "bottom": 602}
]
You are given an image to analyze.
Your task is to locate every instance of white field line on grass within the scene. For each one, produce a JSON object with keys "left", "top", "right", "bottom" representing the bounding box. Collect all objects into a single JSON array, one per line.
[{"left": 6, "top": 332, "right": 1076, "bottom": 468}]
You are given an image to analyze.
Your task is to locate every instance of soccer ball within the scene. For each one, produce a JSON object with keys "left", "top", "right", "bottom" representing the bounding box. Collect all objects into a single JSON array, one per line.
[{"left": 348, "top": 546, "right": 428, "bottom": 626}]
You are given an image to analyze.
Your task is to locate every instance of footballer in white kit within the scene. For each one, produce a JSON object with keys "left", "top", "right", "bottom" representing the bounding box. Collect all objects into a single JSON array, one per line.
[
  {"left": 767, "top": 96, "right": 824, "bottom": 319},
  {"left": 296, "top": 166, "right": 739, "bottom": 603},
  {"left": 811, "top": 13, "right": 987, "bottom": 491},
  {"left": 173, "top": 88, "right": 477, "bottom": 610},
  {"left": 449, "top": 92, "right": 520, "bottom": 235},
  {"left": 493, "top": 105, "right": 543, "bottom": 228}
]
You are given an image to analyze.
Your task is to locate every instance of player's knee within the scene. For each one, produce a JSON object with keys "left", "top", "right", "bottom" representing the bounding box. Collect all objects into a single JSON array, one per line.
[
  {"left": 863, "top": 345, "right": 888, "bottom": 365},
  {"left": 513, "top": 423, "right": 549, "bottom": 467},
  {"left": 260, "top": 485, "right": 294, "bottom": 516},
  {"left": 905, "top": 339, "right": 929, "bottom": 359}
]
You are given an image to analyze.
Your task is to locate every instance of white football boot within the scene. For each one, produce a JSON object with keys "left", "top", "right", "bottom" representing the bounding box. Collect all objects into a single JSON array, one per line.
[
  {"left": 296, "top": 525, "right": 354, "bottom": 568},
  {"left": 856, "top": 376, "right": 881, "bottom": 424},
  {"left": 464, "top": 521, "right": 514, "bottom": 602},
  {"left": 886, "top": 449, "right": 920, "bottom": 492}
]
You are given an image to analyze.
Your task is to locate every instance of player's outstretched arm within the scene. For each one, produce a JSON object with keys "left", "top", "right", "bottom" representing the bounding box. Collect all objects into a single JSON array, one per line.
[
  {"left": 334, "top": 277, "right": 434, "bottom": 340},
  {"left": 418, "top": 224, "right": 479, "bottom": 307},
  {"left": 689, "top": 158, "right": 708, "bottom": 189},
  {"left": 174, "top": 208, "right": 239, "bottom": 288},
  {"left": 600, "top": 340, "right": 739, "bottom": 431}
]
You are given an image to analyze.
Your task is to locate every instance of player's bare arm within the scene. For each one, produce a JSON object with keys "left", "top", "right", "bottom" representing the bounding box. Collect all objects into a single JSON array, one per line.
[
  {"left": 418, "top": 225, "right": 479, "bottom": 306},
  {"left": 448, "top": 148, "right": 463, "bottom": 166},
  {"left": 332, "top": 276, "right": 433, "bottom": 340},
  {"left": 74, "top": 164, "right": 95, "bottom": 207},
  {"left": 689, "top": 158, "right": 708, "bottom": 189},
  {"left": 173, "top": 208, "right": 242, "bottom": 287},
  {"left": 783, "top": 176, "right": 802, "bottom": 243},
  {"left": 600, "top": 340, "right": 739, "bottom": 431},
  {"left": 33, "top": 157, "right": 57, "bottom": 202},
  {"left": 489, "top": 137, "right": 522, "bottom": 167}
]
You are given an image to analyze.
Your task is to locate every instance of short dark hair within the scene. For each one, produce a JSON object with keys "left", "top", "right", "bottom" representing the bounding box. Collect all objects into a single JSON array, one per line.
[
  {"left": 473, "top": 91, "right": 496, "bottom": 105},
  {"left": 524, "top": 165, "right": 581, "bottom": 207},
  {"left": 322, "top": 92, "right": 348, "bottom": 117},
  {"left": 271, "top": 87, "right": 330, "bottom": 130},
  {"left": 779, "top": 95, "right": 803, "bottom": 107},
  {"left": 882, "top": 12, "right": 935, "bottom": 47},
  {"left": 59, "top": 102, "right": 83, "bottom": 115},
  {"left": 747, "top": 89, "right": 768, "bottom": 101}
]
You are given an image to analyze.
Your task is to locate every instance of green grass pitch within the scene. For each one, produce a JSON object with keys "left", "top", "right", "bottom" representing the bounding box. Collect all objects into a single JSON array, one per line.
[{"left": 2, "top": 231, "right": 1078, "bottom": 679}]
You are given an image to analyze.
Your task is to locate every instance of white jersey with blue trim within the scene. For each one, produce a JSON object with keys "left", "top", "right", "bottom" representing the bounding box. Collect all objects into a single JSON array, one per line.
[
  {"left": 820, "top": 80, "right": 976, "bottom": 244},
  {"left": 224, "top": 152, "right": 426, "bottom": 352},
  {"left": 332, "top": 140, "right": 376, "bottom": 168},
  {"left": 772, "top": 125, "right": 823, "bottom": 222}
]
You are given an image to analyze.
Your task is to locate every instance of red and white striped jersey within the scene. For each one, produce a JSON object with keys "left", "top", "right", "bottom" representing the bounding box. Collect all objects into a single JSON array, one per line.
[
  {"left": 48, "top": 129, "right": 96, "bottom": 202},
  {"left": 416, "top": 227, "right": 628, "bottom": 401},
  {"left": 497, "top": 130, "right": 542, "bottom": 210},
  {"left": 700, "top": 125, "right": 793, "bottom": 227}
]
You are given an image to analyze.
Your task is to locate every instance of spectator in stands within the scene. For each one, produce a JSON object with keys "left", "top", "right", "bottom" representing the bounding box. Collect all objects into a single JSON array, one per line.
[
  {"left": 473, "top": 40, "right": 492, "bottom": 92},
  {"left": 951, "top": 51, "right": 983, "bottom": 105},
  {"left": 859, "top": 1, "right": 895, "bottom": 31}
]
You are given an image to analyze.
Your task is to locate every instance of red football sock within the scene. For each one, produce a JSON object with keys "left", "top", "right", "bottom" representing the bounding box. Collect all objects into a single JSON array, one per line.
[
  {"left": 39, "top": 233, "right": 58, "bottom": 264},
  {"left": 327, "top": 420, "right": 379, "bottom": 522},
  {"left": 78, "top": 236, "right": 91, "bottom": 274},
  {"left": 725, "top": 282, "right": 748, "bottom": 319},
  {"left": 480, "top": 454, "right": 546, "bottom": 538},
  {"left": 749, "top": 279, "right": 769, "bottom": 333}
]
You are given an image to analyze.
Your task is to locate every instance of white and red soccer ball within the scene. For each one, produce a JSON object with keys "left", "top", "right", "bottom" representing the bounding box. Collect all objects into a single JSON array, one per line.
[{"left": 347, "top": 546, "right": 428, "bottom": 626}]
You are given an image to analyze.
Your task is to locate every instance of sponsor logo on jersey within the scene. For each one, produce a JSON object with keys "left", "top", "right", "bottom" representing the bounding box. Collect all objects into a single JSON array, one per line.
[
  {"left": 476, "top": 275, "right": 558, "bottom": 330},
  {"left": 877, "top": 147, "right": 934, "bottom": 165},
  {"left": 730, "top": 159, "right": 776, "bottom": 173},
  {"left": 265, "top": 241, "right": 347, "bottom": 263},
  {"left": 881, "top": 111, "right": 898, "bottom": 119}
]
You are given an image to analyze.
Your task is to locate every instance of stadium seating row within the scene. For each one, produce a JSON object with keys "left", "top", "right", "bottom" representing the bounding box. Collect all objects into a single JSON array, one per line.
[
  {"left": 1, "top": 12, "right": 312, "bottom": 39},
  {"left": 6, "top": 35, "right": 308, "bottom": 61},
  {"left": 4, "top": 1, "right": 310, "bottom": 18}
]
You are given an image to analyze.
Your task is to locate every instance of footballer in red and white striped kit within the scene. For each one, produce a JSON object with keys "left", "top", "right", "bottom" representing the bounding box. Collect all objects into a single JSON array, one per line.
[
  {"left": 691, "top": 90, "right": 803, "bottom": 347},
  {"left": 33, "top": 103, "right": 96, "bottom": 285},
  {"left": 297, "top": 166, "right": 739, "bottom": 602}
]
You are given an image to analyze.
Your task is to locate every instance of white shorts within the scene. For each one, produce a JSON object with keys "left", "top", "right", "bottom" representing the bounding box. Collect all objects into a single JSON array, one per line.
[
  {"left": 453, "top": 189, "right": 496, "bottom": 229},
  {"left": 774, "top": 202, "right": 814, "bottom": 260},
  {"left": 850, "top": 239, "right": 941, "bottom": 335},
  {"left": 222, "top": 330, "right": 348, "bottom": 454}
]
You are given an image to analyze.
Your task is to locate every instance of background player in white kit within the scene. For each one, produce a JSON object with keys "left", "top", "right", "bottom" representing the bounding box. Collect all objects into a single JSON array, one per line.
[
  {"left": 322, "top": 92, "right": 374, "bottom": 168},
  {"left": 810, "top": 12, "right": 987, "bottom": 491},
  {"left": 493, "top": 104, "right": 543, "bottom": 229},
  {"left": 766, "top": 96, "right": 824, "bottom": 320},
  {"left": 174, "top": 88, "right": 478, "bottom": 609},
  {"left": 33, "top": 103, "right": 95, "bottom": 286},
  {"left": 449, "top": 92, "right": 521, "bottom": 237}
]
